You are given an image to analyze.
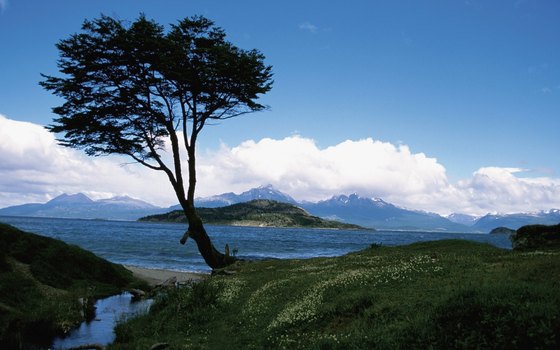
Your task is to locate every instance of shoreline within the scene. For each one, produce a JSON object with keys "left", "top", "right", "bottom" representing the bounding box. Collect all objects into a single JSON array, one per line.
[{"left": 124, "top": 265, "right": 209, "bottom": 286}]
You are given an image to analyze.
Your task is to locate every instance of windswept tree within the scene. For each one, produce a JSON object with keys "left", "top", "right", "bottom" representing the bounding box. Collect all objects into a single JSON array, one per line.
[{"left": 41, "top": 15, "right": 273, "bottom": 269}]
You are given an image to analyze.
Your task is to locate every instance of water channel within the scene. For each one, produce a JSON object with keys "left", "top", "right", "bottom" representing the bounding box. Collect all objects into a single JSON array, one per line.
[{"left": 51, "top": 292, "right": 153, "bottom": 349}]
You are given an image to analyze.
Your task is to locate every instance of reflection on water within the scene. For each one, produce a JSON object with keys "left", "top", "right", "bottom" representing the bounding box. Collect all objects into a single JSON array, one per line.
[{"left": 52, "top": 292, "right": 152, "bottom": 349}]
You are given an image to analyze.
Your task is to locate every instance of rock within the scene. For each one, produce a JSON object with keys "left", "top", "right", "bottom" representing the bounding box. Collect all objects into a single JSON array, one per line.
[
  {"left": 129, "top": 288, "right": 146, "bottom": 301},
  {"left": 157, "top": 276, "right": 177, "bottom": 288}
]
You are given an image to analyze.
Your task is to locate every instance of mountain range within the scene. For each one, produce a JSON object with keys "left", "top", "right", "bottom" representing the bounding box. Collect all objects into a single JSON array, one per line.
[
  {"left": 198, "top": 185, "right": 560, "bottom": 232},
  {"left": 468, "top": 210, "right": 560, "bottom": 232},
  {"left": 0, "top": 193, "right": 165, "bottom": 221},
  {"left": 194, "top": 185, "right": 297, "bottom": 208},
  {"left": 1, "top": 185, "right": 558, "bottom": 232},
  {"left": 299, "top": 194, "right": 468, "bottom": 232}
]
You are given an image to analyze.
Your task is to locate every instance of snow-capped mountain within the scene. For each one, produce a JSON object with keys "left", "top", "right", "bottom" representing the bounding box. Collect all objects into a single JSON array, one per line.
[
  {"left": 47, "top": 193, "right": 94, "bottom": 205},
  {"left": 301, "top": 194, "right": 468, "bottom": 231},
  {"left": 0, "top": 193, "right": 165, "bottom": 220},
  {"left": 470, "top": 210, "right": 560, "bottom": 232},
  {"left": 447, "top": 213, "right": 481, "bottom": 226},
  {"left": 195, "top": 184, "right": 297, "bottom": 208}
]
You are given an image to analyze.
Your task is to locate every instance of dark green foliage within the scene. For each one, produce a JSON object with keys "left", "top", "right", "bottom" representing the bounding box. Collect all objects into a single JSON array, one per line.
[
  {"left": 0, "top": 272, "right": 41, "bottom": 307},
  {"left": 0, "top": 251, "right": 9, "bottom": 273},
  {"left": 511, "top": 223, "right": 560, "bottom": 250},
  {"left": 0, "top": 223, "right": 147, "bottom": 348},
  {"left": 0, "top": 223, "right": 132, "bottom": 290},
  {"left": 140, "top": 199, "right": 367, "bottom": 229},
  {"left": 408, "top": 285, "right": 560, "bottom": 349},
  {"left": 41, "top": 14, "right": 272, "bottom": 161}
]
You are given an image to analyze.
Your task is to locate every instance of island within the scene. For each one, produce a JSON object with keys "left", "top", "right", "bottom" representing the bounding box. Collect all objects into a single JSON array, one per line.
[
  {"left": 138, "top": 199, "right": 369, "bottom": 230},
  {"left": 489, "top": 226, "right": 516, "bottom": 235}
]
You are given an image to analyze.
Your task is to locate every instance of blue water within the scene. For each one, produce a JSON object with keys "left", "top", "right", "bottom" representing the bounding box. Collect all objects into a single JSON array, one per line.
[
  {"left": 0, "top": 216, "right": 512, "bottom": 273},
  {"left": 51, "top": 292, "right": 153, "bottom": 349}
]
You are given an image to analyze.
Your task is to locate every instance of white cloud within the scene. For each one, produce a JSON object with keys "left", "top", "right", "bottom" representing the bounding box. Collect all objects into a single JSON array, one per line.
[
  {"left": 0, "top": 0, "right": 7, "bottom": 12},
  {"left": 196, "top": 137, "right": 560, "bottom": 215},
  {"left": 298, "top": 22, "right": 318, "bottom": 34},
  {"left": 456, "top": 167, "right": 560, "bottom": 214},
  {"left": 0, "top": 114, "right": 175, "bottom": 207},
  {"left": 1, "top": 114, "right": 560, "bottom": 216},
  {"left": 198, "top": 136, "right": 450, "bottom": 201}
]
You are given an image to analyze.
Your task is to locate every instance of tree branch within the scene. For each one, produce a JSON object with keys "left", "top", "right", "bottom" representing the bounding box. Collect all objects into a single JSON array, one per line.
[{"left": 127, "top": 153, "right": 162, "bottom": 171}]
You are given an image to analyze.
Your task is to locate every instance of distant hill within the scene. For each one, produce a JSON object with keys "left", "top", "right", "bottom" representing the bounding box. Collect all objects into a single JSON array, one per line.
[
  {"left": 139, "top": 199, "right": 368, "bottom": 230},
  {"left": 0, "top": 193, "right": 166, "bottom": 220}
]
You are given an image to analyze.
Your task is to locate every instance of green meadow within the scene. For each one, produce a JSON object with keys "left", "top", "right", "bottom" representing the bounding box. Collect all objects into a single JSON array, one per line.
[{"left": 112, "top": 239, "right": 560, "bottom": 349}]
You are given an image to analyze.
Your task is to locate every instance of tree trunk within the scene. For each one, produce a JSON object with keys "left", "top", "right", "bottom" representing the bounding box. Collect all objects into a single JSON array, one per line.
[
  {"left": 177, "top": 127, "right": 236, "bottom": 269},
  {"left": 179, "top": 204, "right": 236, "bottom": 270}
]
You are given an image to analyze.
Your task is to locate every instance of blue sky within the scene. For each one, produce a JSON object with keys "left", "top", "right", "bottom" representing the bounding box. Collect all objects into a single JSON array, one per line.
[{"left": 0, "top": 0, "right": 559, "bottom": 214}]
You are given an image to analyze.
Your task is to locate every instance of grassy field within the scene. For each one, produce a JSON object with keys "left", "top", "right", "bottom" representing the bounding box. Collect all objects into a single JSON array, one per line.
[
  {"left": 0, "top": 223, "right": 148, "bottom": 348},
  {"left": 112, "top": 239, "right": 560, "bottom": 349}
]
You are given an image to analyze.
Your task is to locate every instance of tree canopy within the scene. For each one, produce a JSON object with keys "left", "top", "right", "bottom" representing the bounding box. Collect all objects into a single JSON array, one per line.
[{"left": 41, "top": 14, "right": 273, "bottom": 269}]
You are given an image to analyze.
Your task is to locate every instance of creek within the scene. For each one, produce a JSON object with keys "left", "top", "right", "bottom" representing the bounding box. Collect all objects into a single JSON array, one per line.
[{"left": 51, "top": 292, "right": 153, "bottom": 349}]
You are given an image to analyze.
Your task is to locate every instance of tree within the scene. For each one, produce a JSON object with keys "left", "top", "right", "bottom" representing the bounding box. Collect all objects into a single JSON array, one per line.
[{"left": 40, "top": 15, "right": 273, "bottom": 269}]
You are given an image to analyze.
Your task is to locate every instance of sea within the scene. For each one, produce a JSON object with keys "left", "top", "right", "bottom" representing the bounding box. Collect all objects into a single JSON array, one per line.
[{"left": 0, "top": 215, "right": 512, "bottom": 273}]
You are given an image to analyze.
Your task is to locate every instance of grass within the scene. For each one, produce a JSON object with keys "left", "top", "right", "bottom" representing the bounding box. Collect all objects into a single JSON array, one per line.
[
  {"left": 112, "top": 239, "right": 560, "bottom": 349},
  {"left": 0, "top": 223, "right": 148, "bottom": 348}
]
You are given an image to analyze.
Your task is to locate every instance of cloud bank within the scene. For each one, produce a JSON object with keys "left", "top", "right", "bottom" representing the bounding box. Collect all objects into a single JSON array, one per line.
[{"left": 1, "top": 114, "right": 559, "bottom": 215}]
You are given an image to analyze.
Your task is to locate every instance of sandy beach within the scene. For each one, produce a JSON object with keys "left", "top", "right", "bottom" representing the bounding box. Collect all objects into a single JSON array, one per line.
[{"left": 124, "top": 265, "right": 209, "bottom": 286}]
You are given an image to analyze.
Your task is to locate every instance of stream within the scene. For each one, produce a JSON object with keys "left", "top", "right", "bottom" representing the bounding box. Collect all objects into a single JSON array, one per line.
[{"left": 51, "top": 292, "right": 153, "bottom": 349}]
